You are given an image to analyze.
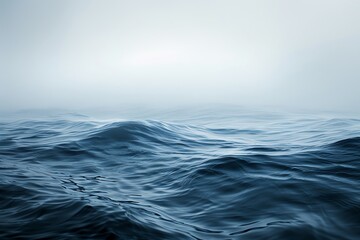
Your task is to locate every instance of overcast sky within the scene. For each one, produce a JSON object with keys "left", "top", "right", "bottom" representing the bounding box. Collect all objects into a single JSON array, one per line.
[{"left": 1, "top": 0, "right": 359, "bottom": 112}]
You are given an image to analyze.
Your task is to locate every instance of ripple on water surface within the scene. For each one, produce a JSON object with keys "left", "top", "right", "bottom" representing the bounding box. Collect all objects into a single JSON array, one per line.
[{"left": 0, "top": 112, "right": 359, "bottom": 239}]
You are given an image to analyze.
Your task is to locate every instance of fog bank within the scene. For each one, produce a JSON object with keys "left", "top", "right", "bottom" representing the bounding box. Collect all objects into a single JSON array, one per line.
[{"left": 1, "top": 0, "right": 359, "bottom": 113}]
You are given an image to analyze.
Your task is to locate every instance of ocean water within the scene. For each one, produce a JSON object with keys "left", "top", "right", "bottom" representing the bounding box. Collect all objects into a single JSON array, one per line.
[{"left": 1, "top": 107, "right": 359, "bottom": 239}]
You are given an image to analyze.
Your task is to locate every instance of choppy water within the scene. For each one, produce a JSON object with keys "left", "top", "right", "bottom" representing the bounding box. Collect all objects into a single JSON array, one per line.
[{"left": 1, "top": 107, "right": 359, "bottom": 239}]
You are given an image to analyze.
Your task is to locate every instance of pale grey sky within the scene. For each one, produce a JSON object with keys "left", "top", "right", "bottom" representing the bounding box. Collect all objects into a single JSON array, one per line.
[{"left": 1, "top": 0, "right": 359, "bottom": 112}]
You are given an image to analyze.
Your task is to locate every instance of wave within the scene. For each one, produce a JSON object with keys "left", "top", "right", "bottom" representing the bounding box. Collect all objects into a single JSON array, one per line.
[
  {"left": 81, "top": 120, "right": 200, "bottom": 149},
  {"left": 329, "top": 136, "right": 360, "bottom": 150},
  {"left": 0, "top": 115, "right": 359, "bottom": 239}
]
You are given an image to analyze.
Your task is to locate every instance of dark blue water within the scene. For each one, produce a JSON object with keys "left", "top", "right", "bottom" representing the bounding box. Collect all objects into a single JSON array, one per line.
[{"left": 1, "top": 107, "right": 359, "bottom": 239}]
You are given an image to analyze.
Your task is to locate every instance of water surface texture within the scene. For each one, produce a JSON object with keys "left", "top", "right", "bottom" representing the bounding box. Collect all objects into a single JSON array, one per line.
[{"left": 1, "top": 108, "right": 359, "bottom": 239}]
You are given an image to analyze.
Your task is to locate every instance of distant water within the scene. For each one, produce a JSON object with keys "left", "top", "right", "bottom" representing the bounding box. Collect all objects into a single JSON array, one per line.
[{"left": 1, "top": 107, "right": 359, "bottom": 239}]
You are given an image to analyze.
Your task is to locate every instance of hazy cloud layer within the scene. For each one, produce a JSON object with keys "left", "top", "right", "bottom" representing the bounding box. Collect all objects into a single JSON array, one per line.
[{"left": 1, "top": 0, "right": 359, "bottom": 112}]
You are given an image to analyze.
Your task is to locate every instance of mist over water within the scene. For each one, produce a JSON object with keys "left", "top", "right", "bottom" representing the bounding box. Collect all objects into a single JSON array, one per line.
[
  {"left": 1, "top": 0, "right": 360, "bottom": 112},
  {"left": 1, "top": 1, "right": 360, "bottom": 239}
]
